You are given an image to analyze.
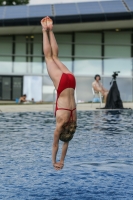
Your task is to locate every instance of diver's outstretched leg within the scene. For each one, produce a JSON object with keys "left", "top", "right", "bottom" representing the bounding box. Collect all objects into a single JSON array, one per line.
[
  {"left": 47, "top": 17, "right": 71, "bottom": 74},
  {"left": 41, "top": 17, "right": 62, "bottom": 89}
]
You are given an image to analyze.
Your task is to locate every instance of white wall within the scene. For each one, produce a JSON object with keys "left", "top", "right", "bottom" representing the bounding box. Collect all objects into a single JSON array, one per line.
[{"left": 23, "top": 76, "right": 42, "bottom": 102}]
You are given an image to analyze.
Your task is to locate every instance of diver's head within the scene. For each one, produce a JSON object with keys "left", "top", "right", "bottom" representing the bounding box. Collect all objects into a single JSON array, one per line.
[{"left": 59, "top": 121, "right": 77, "bottom": 142}]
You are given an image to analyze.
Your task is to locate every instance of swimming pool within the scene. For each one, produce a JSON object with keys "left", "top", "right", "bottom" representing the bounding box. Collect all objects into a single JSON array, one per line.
[{"left": 0, "top": 110, "right": 133, "bottom": 200}]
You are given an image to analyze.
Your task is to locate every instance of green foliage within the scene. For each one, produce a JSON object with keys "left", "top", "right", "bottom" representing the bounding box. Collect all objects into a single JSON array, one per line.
[{"left": 0, "top": 0, "right": 29, "bottom": 6}]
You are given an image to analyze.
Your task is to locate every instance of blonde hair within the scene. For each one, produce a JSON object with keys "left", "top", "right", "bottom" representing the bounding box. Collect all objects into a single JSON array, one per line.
[{"left": 59, "top": 121, "right": 77, "bottom": 142}]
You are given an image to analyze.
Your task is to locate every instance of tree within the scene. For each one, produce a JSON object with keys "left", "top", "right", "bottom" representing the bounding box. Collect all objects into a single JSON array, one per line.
[{"left": 0, "top": 0, "right": 29, "bottom": 5}]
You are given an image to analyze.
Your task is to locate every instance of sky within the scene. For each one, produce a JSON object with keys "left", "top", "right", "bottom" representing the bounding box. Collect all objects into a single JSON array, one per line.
[{"left": 29, "top": 0, "right": 114, "bottom": 5}]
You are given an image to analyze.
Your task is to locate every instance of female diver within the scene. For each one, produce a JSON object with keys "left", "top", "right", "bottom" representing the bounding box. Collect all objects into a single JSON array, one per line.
[{"left": 41, "top": 16, "right": 77, "bottom": 170}]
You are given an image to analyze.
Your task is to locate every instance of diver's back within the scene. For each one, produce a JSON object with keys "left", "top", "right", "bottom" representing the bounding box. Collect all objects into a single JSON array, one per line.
[{"left": 56, "top": 73, "right": 76, "bottom": 110}]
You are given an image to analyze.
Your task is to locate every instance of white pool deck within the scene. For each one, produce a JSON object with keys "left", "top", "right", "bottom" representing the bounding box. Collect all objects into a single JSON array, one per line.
[{"left": 0, "top": 103, "right": 132, "bottom": 113}]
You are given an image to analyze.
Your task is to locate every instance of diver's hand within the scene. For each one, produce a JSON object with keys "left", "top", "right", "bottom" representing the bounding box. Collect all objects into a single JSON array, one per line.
[{"left": 53, "top": 162, "right": 64, "bottom": 170}]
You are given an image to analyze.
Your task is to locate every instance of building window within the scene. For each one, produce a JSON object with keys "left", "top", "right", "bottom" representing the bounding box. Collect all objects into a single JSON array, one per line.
[
  {"left": 32, "top": 35, "right": 43, "bottom": 74},
  {"left": 74, "top": 58, "right": 102, "bottom": 75},
  {"left": 0, "top": 36, "right": 12, "bottom": 73},
  {"left": 104, "top": 58, "right": 132, "bottom": 76},
  {"left": 0, "top": 56, "right": 12, "bottom": 74},
  {"left": 74, "top": 32, "right": 102, "bottom": 75},
  {"left": 104, "top": 32, "right": 132, "bottom": 76}
]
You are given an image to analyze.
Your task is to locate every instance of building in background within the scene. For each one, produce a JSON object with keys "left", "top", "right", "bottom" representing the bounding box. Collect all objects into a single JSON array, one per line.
[{"left": 0, "top": 0, "right": 133, "bottom": 102}]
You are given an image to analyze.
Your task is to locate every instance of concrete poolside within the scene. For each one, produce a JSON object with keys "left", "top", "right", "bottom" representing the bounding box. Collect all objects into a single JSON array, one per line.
[{"left": 0, "top": 103, "right": 133, "bottom": 112}]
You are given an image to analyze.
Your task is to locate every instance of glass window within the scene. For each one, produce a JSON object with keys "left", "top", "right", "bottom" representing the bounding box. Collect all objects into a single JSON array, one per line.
[
  {"left": 55, "top": 34, "right": 72, "bottom": 43},
  {"left": 0, "top": 56, "right": 12, "bottom": 73},
  {"left": 58, "top": 44, "right": 72, "bottom": 57},
  {"left": 74, "top": 58, "right": 102, "bottom": 75},
  {"left": 32, "top": 57, "right": 43, "bottom": 74},
  {"left": 2, "top": 77, "right": 11, "bottom": 100},
  {"left": 117, "top": 78, "right": 132, "bottom": 101},
  {"left": 15, "top": 36, "right": 26, "bottom": 55},
  {"left": 43, "top": 61, "right": 49, "bottom": 75},
  {"left": 27, "top": 57, "right": 31, "bottom": 74},
  {"left": 75, "top": 45, "right": 101, "bottom": 57},
  {"left": 55, "top": 34, "right": 72, "bottom": 57},
  {"left": 104, "top": 32, "right": 131, "bottom": 58},
  {"left": 75, "top": 33, "right": 101, "bottom": 44},
  {"left": 33, "top": 34, "right": 42, "bottom": 55},
  {"left": 0, "top": 36, "right": 12, "bottom": 55},
  {"left": 42, "top": 75, "right": 54, "bottom": 102},
  {"left": 105, "top": 46, "right": 131, "bottom": 58},
  {"left": 104, "top": 32, "right": 131, "bottom": 45},
  {"left": 104, "top": 58, "right": 132, "bottom": 76},
  {"left": 75, "top": 33, "right": 101, "bottom": 58},
  {"left": 33, "top": 43, "right": 42, "bottom": 55},
  {"left": 12, "top": 77, "right": 22, "bottom": 99},
  {"left": 14, "top": 57, "right": 27, "bottom": 73},
  {"left": 75, "top": 76, "right": 94, "bottom": 102}
]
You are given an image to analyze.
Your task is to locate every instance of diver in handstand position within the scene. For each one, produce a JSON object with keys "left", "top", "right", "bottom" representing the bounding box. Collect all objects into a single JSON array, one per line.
[{"left": 41, "top": 16, "right": 77, "bottom": 170}]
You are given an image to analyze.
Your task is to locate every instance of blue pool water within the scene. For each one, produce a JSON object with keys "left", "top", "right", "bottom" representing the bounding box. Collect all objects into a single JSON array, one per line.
[{"left": 0, "top": 110, "right": 133, "bottom": 200}]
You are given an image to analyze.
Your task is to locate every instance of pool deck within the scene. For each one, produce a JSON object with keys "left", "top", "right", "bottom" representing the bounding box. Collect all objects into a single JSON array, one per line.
[{"left": 0, "top": 103, "right": 132, "bottom": 112}]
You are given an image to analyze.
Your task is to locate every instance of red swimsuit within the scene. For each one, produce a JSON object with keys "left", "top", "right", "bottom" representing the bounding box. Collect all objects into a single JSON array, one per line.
[{"left": 55, "top": 73, "right": 76, "bottom": 121}]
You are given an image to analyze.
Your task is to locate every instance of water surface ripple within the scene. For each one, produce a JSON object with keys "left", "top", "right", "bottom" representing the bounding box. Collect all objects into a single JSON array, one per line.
[{"left": 0, "top": 110, "right": 133, "bottom": 200}]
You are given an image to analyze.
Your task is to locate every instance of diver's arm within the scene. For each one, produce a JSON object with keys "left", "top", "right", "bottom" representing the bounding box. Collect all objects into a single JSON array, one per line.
[
  {"left": 60, "top": 142, "right": 69, "bottom": 165},
  {"left": 52, "top": 127, "right": 60, "bottom": 165}
]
